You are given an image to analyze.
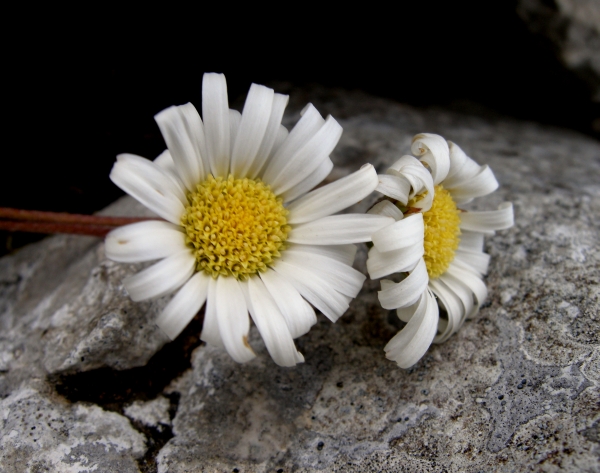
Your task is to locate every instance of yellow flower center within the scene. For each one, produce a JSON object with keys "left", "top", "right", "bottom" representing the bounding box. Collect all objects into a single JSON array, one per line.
[
  {"left": 407, "top": 185, "right": 461, "bottom": 279},
  {"left": 181, "top": 174, "right": 290, "bottom": 280}
]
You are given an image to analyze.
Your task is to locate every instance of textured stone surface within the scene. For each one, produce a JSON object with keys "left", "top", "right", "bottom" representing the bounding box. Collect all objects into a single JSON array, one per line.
[
  {"left": 518, "top": 0, "right": 600, "bottom": 102},
  {"left": 1, "top": 87, "right": 599, "bottom": 472}
]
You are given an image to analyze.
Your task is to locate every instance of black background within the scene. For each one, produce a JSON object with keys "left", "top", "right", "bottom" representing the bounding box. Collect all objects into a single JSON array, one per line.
[{"left": 2, "top": 3, "right": 597, "bottom": 253}]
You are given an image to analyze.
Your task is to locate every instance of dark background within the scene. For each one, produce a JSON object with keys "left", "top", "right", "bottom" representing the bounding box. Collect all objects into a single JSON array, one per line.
[{"left": 2, "top": 3, "right": 598, "bottom": 254}]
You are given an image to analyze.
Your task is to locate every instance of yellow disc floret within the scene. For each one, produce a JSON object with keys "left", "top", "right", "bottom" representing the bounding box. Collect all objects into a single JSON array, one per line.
[
  {"left": 407, "top": 185, "right": 461, "bottom": 279},
  {"left": 181, "top": 174, "right": 290, "bottom": 280}
]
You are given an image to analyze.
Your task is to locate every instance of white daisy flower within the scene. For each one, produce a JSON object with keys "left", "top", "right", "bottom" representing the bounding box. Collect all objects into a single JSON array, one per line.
[
  {"left": 367, "top": 133, "right": 514, "bottom": 368},
  {"left": 105, "top": 73, "right": 393, "bottom": 367}
]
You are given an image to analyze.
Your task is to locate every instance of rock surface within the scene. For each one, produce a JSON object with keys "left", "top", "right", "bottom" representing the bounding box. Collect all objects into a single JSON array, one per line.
[
  {"left": 1, "top": 87, "right": 599, "bottom": 472},
  {"left": 518, "top": 0, "right": 600, "bottom": 102}
]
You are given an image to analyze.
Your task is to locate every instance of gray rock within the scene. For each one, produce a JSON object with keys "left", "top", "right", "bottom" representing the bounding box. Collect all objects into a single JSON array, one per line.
[
  {"left": 518, "top": 0, "right": 600, "bottom": 102},
  {"left": 1, "top": 87, "right": 599, "bottom": 472}
]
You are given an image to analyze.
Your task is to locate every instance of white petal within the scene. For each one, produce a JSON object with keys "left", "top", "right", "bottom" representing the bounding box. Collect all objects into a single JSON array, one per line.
[
  {"left": 444, "top": 141, "right": 482, "bottom": 188},
  {"left": 154, "top": 103, "right": 207, "bottom": 191},
  {"left": 228, "top": 109, "right": 242, "bottom": 147},
  {"left": 271, "top": 260, "right": 351, "bottom": 322},
  {"left": 384, "top": 289, "right": 439, "bottom": 368},
  {"left": 246, "top": 277, "right": 304, "bottom": 366},
  {"left": 287, "top": 243, "right": 357, "bottom": 266},
  {"left": 200, "top": 278, "right": 224, "bottom": 348},
  {"left": 429, "top": 278, "right": 464, "bottom": 343},
  {"left": 460, "top": 202, "right": 514, "bottom": 233},
  {"left": 268, "top": 125, "right": 289, "bottom": 161},
  {"left": 287, "top": 164, "right": 378, "bottom": 224},
  {"left": 454, "top": 249, "right": 490, "bottom": 275},
  {"left": 387, "top": 156, "right": 434, "bottom": 211},
  {"left": 446, "top": 262, "right": 488, "bottom": 308},
  {"left": 411, "top": 133, "right": 450, "bottom": 184},
  {"left": 281, "top": 158, "right": 333, "bottom": 204},
  {"left": 260, "top": 268, "right": 317, "bottom": 338},
  {"left": 249, "top": 93, "right": 289, "bottom": 179},
  {"left": 288, "top": 214, "right": 394, "bottom": 245},
  {"left": 123, "top": 251, "right": 195, "bottom": 301},
  {"left": 438, "top": 272, "right": 475, "bottom": 323},
  {"left": 458, "top": 230, "right": 485, "bottom": 252},
  {"left": 156, "top": 271, "right": 209, "bottom": 340},
  {"left": 371, "top": 213, "right": 424, "bottom": 252},
  {"left": 447, "top": 165, "right": 499, "bottom": 204},
  {"left": 105, "top": 220, "right": 186, "bottom": 263},
  {"left": 378, "top": 259, "right": 429, "bottom": 310},
  {"left": 262, "top": 104, "right": 324, "bottom": 184},
  {"left": 154, "top": 150, "right": 187, "bottom": 191},
  {"left": 215, "top": 277, "right": 255, "bottom": 363},
  {"left": 110, "top": 155, "right": 186, "bottom": 224},
  {"left": 230, "top": 84, "right": 274, "bottom": 178},
  {"left": 376, "top": 173, "right": 411, "bottom": 204},
  {"left": 202, "top": 73, "right": 231, "bottom": 177},
  {"left": 367, "top": 200, "right": 404, "bottom": 221},
  {"left": 279, "top": 248, "right": 366, "bottom": 297},
  {"left": 270, "top": 115, "right": 343, "bottom": 195},
  {"left": 367, "top": 243, "right": 423, "bottom": 279}
]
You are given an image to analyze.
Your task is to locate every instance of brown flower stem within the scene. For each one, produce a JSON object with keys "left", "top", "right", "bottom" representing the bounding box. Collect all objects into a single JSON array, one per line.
[
  {"left": 0, "top": 208, "right": 159, "bottom": 237},
  {"left": 0, "top": 208, "right": 153, "bottom": 226}
]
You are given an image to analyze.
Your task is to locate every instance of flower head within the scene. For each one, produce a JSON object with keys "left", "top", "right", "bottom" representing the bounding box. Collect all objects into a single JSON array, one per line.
[
  {"left": 367, "top": 133, "right": 514, "bottom": 368},
  {"left": 106, "top": 73, "right": 392, "bottom": 366}
]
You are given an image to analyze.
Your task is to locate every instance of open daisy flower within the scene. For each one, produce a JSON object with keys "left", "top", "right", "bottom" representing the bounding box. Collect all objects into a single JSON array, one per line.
[
  {"left": 105, "top": 73, "right": 392, "bottom": 367},
  {"left": 367, "top": 133, "right": 514, "bottom": 368}
]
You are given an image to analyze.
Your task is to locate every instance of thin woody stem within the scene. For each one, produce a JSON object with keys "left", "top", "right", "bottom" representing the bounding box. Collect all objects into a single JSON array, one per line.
[
  {"left": 0, "top": 208, "right": 159, "bottom": 237},
  {"left": 0, "top": 208, "right": 153, "bottom": 226}
]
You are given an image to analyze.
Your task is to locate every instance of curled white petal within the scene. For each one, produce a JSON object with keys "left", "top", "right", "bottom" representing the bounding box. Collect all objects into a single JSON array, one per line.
[
  {"left": 367, "top": 244, "right": 423, "bottom": 279},
  {"left": 156, "top": 271, "right": 209, "bottom": 340},
  {"left": 429, "top": 278, "right": 464, "bottom": 343},
  {"left": 460, "top": 202, "right": 514, "bottom": 233},
  {"left": 123, "top": 251, "right": 195, "bottom": 302},
  {"left": 246, "top": 276, "right": 304, "bottom": 366},
  {"left": 444, "top": 141, "right": 482, "bottom": 188},
  {"left": 105, "top": 221, "right": 186, "bottom": 263},
  {"left": 371, "top": 213, "right": 424, "bottom": 252},
  {"left": 376, "top": 173, "right": 411, "bottom": 204},
  {"left": 378, "top": 259, "right": 429, "bottom": 310},
  {"left": 446, "top": 165, "right": 499, "bottom": 204},
  {"left": 454, "top": 248, "right": 490, "bottom": 275},
  {"left": 411, "top": 133, "right": 450, "bottom": 184},
  {"left": 367, "top": 200, "right": 404, "bottom": 221},
  {"left": 287, "top": 164, "right": 378, "bottom": 224},
  {"left": 384, "top": 289, "right": 439, "bottom": 369}
]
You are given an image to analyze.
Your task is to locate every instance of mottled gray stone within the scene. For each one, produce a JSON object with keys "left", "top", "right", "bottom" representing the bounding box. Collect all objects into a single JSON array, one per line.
[
  {"left": 518, "top": 0, "right": 600, "bottom": 102},
  {"left": 1, "top": 87, "right": 599, "bottom": 472}
]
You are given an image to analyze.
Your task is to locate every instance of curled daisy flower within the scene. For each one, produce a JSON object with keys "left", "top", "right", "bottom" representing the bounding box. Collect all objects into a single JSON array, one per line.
[
  {"left": 367, "top": 133, "right": 514, "bottom": 368},
  {"left": 105, "top": 73, "right": 392, "bottom": 367}
]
